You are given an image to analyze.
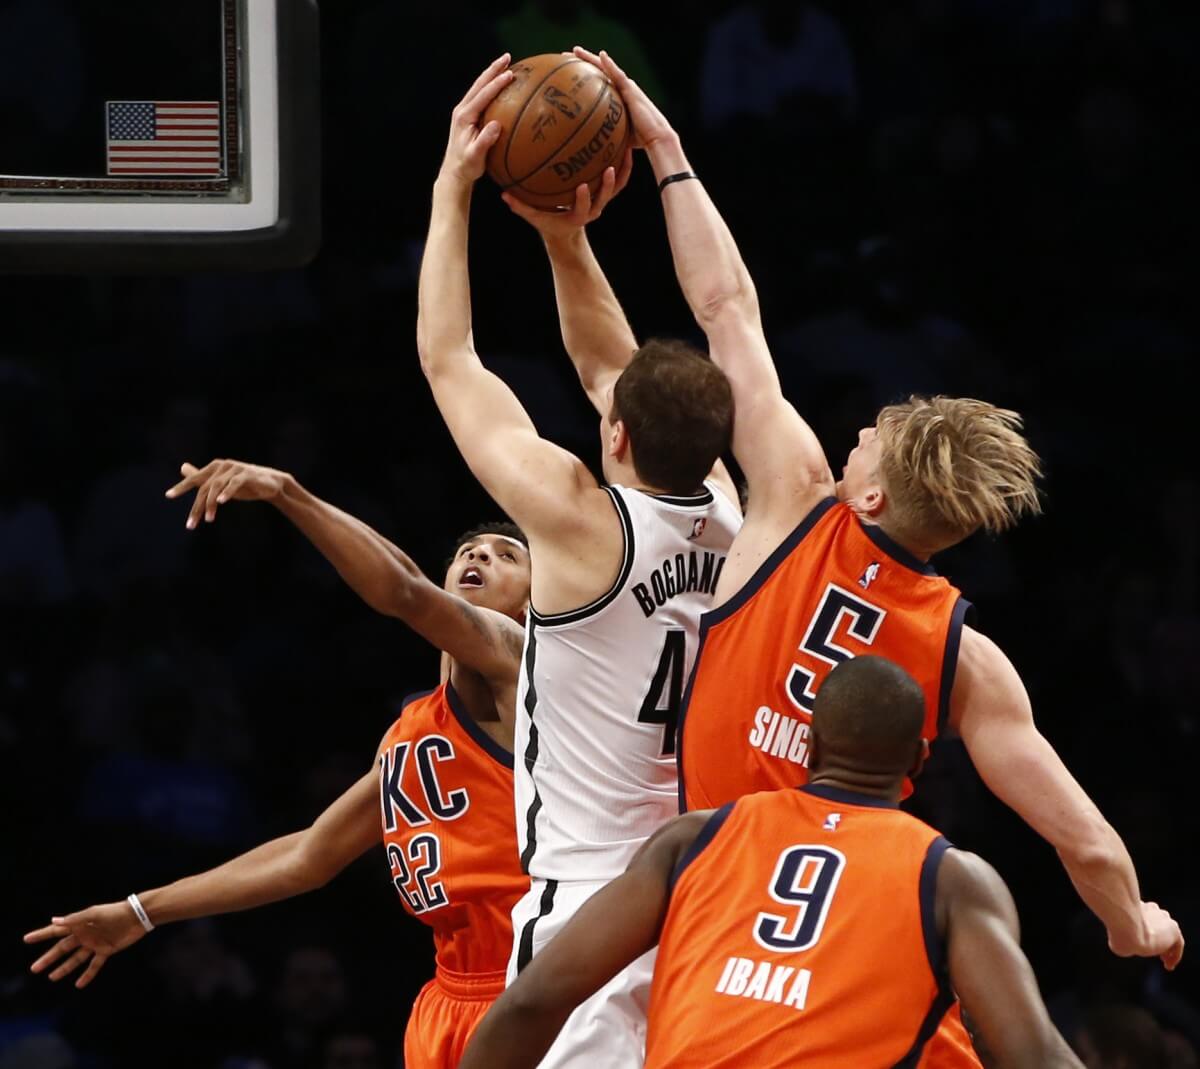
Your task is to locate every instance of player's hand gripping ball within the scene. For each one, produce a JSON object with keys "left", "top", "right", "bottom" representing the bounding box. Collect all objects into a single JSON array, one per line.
[{"left": 482, "top": 53, "right": 629, "bottom": 210}]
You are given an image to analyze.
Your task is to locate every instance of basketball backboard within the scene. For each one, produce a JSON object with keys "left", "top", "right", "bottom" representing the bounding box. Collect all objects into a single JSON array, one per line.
[{"left": 0, "top": 0, "right": 320, "bottom": 272}]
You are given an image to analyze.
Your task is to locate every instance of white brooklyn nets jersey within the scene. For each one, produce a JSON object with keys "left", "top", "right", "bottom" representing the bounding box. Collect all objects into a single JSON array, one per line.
[{"left": 514, "top": 480, "right": 742, "bottom": 882}]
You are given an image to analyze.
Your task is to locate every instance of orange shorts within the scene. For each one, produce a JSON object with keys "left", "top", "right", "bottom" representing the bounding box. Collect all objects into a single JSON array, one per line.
[
  {"left": 919, "top": 1004, "right": 983, "bottom": 1068},
  {"left": 403, "top": 967, "right": 506, "bottom": 1069}
]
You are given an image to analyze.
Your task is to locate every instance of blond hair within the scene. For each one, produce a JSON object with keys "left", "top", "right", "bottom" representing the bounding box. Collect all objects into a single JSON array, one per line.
[{"left": 875, "top": 396, "right": 1042, "bottom": 550}]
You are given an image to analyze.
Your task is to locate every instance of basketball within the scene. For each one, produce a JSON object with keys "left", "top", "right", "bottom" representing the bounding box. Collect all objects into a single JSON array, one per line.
[{"left": 483, "top": 54, "right": 629, "bottom": 211}]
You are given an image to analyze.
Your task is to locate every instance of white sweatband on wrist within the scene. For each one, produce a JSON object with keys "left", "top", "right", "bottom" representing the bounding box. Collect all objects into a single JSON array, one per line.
[{"left": 127, "top": 893, "right": 154, "bottom": 932}]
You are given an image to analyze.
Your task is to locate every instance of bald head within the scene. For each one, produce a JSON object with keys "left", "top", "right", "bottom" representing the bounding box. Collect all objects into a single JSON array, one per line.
[{"left": 811, "top": 657, "right": 926, "bottom": 778}]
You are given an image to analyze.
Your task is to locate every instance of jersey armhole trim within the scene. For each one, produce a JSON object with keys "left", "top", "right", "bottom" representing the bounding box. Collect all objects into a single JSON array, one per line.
[
  {"left": 700, "top": 495, "right": 837, "bottom": 630},
  {"left": 668, "top": 802, "right": 735, "bottom": 894},
  {"left": 527, "top": 485, "right": 635, "bottom": 628},
  {"left": 444, "top": 682, "right": 515, "bottom": 770},
  {"left": 919, "top": 835, "right": 951, "bottom": 978},
  {"left": 397, "top": 688, "right": 438, "bottom": 718},
  {"left": 888, "top": 836, "right": 956, "bottom": 1069},
  {"left": 937, "top": 597, "right": 974, "bottom": 734}
]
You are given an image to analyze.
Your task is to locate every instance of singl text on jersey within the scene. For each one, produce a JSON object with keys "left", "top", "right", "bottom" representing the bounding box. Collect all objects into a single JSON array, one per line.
[{"left": 631, "top": 551, "right": 727, "bottom": 618}]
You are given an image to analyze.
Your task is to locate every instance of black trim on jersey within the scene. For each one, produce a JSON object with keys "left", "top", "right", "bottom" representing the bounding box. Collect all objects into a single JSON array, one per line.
[
  {"left": 668, "top": 802, "right": 735, "bottom": 893},
  {"left": 444, "top": 681, "right": 515, "bottom": 770},
  {"left": 519, "top": 624, "right": 543, "bottom": 874},
  {"left": 889, "top": 835, "right": 955, "bottom": 1068},
  {"left": 516, "top": 878, "right": 559, "bottom": 973},
  {"left": 936, "top": 597, "right": 974, "bottom": 735},
  {"left": 799, "top": 783, "right": 899, "bottom": 810},
  {"left": 676, "top": 497, "right": 837, "bottom": 812},
  {"left": 527, "top": 486, "right": 636, "bottom": 627},
  {"left": 890, "top": 989, "right": 957, "bottom": 1069},
  {"left": 858, "top": 520, "right": 938, "bottom": 576},
  {"left": 649, "top": 487, "right": 715, "bottom": 508},
  {"left": 398, "top": 688, "right": 438, "bottom": 713},
  {"left": 701, "top": 496, "right": 837, "bottom": 630},
  {"left": 919, "top": 836, "right": 951, "bottom": 978}
]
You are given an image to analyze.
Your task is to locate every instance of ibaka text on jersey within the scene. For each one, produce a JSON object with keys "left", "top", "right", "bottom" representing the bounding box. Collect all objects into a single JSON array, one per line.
[{"left": 631, "top": 550, "right": 727, "bottom": 618}]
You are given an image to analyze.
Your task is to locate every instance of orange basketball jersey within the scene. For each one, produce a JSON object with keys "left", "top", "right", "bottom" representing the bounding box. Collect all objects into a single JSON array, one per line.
[
  {"left": 377, "top": 684, "right": 528, "bottom": 978},
  {"left": 679, "top": 499, "right": 970, "bottom": 811},
  {"left": 644, "top": 785, "right": 964, "bottom": 1069}
]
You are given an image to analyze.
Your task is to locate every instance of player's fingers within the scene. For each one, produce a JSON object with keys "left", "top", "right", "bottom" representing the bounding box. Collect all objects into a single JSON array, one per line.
[
  {"left": 613, "top": 147, "right": 635, "bottom": 193},
  {"left": 461, "top": 70, "right": 513, "bottom": 125},
  {"left": 76, "top": 953, "right": 109, "bottom": 989},
  {"left": 572, "top": 45, "right": 602, "bottom": 69},
  {"left": 589, "top": 168, "right": 616, "bottom": 218},
  {"left": 23, "top": 923, "right": 67, "bottom": 944},
  {"left": 165, "top": 460, "right": 209, "bottom": 498},
  {"left": 598, "top": 50, "right": 630, "bottom": 84},
  {"left": 215, "top": 473, "right": 248, "bottom": 505},
  {"left": 458, "top": 53, "right": 511, "bottom": 109},
  {"left": 571, "top": 181, "right": 592, "bottom": 221},
  {"left": 187, "top": 476, "right": 218, "bottom": 529},
  {"left": 30, "top": 935, "right": 76, "bottom": 973},
  {"left": 48, "top": 947, "right": 91, "bottom": 983}
]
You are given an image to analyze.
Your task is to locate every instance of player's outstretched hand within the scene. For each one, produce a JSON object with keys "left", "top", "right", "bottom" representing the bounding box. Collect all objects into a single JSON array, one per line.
[
  {"left": 24, "top": 902, "right": 147, "bottom": 989},
  {"left": 1110, "top": 901, "right": 1184, "bottom": 971},
  {"left": 439, "top": 54, "right": 514, "bottom": 187},
  {"left": 165, "top": 459, "right": 289, "bottom": 529},
  {"left": 501, "top": 146, "right": 633, "bottom": 236},
  {"left": 572, "top": 47, "right": 674, "bottom": 151}
]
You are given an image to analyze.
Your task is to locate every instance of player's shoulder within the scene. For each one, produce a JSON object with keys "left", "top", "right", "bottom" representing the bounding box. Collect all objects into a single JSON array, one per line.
[{"left": 936, "top": 847, "right": 1017, "bottom": 925}]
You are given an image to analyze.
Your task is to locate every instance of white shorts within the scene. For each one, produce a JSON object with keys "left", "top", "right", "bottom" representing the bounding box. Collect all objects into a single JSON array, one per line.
[{"left": 507, "top": 877, "right": 655, "bottom": 1069}]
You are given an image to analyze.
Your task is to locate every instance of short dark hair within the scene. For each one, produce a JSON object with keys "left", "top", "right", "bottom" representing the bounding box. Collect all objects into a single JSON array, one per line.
[
  {"left": 811, "top": 656, "right": 925, "bottom": 774},
  {"left": 1079, "top": 1006, "right": 1167, "bottom": 1069},
  {"left": 444, "top": 521, "right": 528, "bottom": 570},
  {"left": 610, "top": 339, "right": 733, "bottom": 496}
]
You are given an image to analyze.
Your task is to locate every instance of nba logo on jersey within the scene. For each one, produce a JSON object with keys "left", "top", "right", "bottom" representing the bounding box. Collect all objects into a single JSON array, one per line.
[
  {"left": 690, "top": 517, "right": 707, "bottom": 540},
  {"left": 823, "top": 812, "right": 842, "bottom": 831},
  {"left": 858, "top": 562, "right": 881, "bottom": 589}
]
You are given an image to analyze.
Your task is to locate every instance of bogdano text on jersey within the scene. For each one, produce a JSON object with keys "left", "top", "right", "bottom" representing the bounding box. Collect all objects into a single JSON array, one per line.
[{"left": 631, "top": 551, "right": 727, "bottom": 618}]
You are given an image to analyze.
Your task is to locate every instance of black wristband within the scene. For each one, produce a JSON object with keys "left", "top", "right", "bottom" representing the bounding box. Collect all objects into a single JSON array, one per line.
[{"left": 658, "top": 170, "right": 699, "bottom": 194}]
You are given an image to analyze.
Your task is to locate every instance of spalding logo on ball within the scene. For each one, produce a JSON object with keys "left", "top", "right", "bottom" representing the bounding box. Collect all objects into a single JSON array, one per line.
[{"left": 483, "top": 54, "right": 629, "bottom": 210}]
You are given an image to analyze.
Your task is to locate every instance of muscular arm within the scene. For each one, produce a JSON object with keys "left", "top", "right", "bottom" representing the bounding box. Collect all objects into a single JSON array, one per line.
[
  {"left": 535, "top": 224, "right": 740, "bottom": 507},
  {"left": 574, "top": 51, "right": 831, "bottom": 517},
  {"left": 25, "top": 770, "right": 381, "bottom": 987},
  {"left": 168, "top": 462, "right": 525, "bottom": 690},
  {"left": 417, "top": 165, "right": 600, "bottom": 546},
  {"left": 952, "top": 628, "right": 1183, "bottom": 968},
  {"left": 940, "top": 850, "right": 1083, "bottom": 1068},
  {"left": 459, "top": 812, "right": 709, "bottom": 1069}
]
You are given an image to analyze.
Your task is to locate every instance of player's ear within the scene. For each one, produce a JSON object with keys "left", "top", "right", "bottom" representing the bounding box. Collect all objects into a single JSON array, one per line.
[
  {"left": 608, "top": 418, "right": 629, "bottom": 462},
  {"left": 862, "top": 483, "right": 886, "bottom": 517},
  {"left": 907, "top": 738, "right": 930, "bottom": 782}
]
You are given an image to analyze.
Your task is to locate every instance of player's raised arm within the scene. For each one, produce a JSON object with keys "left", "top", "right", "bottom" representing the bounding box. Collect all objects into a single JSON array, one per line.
[
  {"left": 459, "top": 813, "right": 706, "bottom": 1069},
  {"left": 417, "top": 57, "right": 601, "bottom": 542},
  {"left": 573, "top": 47, "right": 833, "bottom": 517},
  {"left": 503, "top": 170, "right": 741, "bottom": 509},
  {"left": 165, "top": 460, "right": 525, "bottom": 693},
  {"left": 502, "top": 162, "right": 635, "bottom": 415},
  {"left": 940, "top": 850, "right": 1084, "bottom": 1068},
  {"left": 951, "top": 628, "right": 1184, "bottom": 970},
  {"left": 24, "top": 768, "right": 380, "bottom": 989}
]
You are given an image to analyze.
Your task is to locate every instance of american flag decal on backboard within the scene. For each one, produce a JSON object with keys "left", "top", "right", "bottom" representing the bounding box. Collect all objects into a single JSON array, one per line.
[{"left": 106, "top": 101, "right": 222, "bottom": 176}]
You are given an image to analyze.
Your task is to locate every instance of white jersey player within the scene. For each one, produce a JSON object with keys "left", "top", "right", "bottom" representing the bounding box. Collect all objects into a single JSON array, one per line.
[{"left": 417, "top": 58, "right": 742, "bottom": 1066}]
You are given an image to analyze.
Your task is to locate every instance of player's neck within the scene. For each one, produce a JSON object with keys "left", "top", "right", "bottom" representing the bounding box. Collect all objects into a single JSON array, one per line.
[
  {"left": 806, "top": 768, "right": 904, "bottom": 805},
  {"left": 853, "top": 508, "right": 935, "bottom": 564}
]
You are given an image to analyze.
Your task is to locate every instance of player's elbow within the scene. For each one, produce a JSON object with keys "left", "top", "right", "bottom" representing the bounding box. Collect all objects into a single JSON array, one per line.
[
  {"left": 693, "top": 278, "right": 759, "bottom": 330},
  {"left": 1054, "top": 816, "right": 1122, "bottom": 875}
]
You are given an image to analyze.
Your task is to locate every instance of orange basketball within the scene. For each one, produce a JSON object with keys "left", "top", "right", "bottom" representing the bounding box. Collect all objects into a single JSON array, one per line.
[{"left": 482, "top": 54, "right": 629, "bottom": 210}]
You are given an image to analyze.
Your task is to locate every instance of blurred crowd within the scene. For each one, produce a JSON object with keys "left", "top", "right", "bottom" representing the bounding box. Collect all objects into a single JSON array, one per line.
[{"left": 1, "top": 2, "right": 1198, "bottom": 1066}]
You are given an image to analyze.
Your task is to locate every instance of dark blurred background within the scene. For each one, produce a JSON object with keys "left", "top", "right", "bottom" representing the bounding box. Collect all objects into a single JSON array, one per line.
[{"left": 2, "top": 1, "right": 1198, "bottom": 1067}]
